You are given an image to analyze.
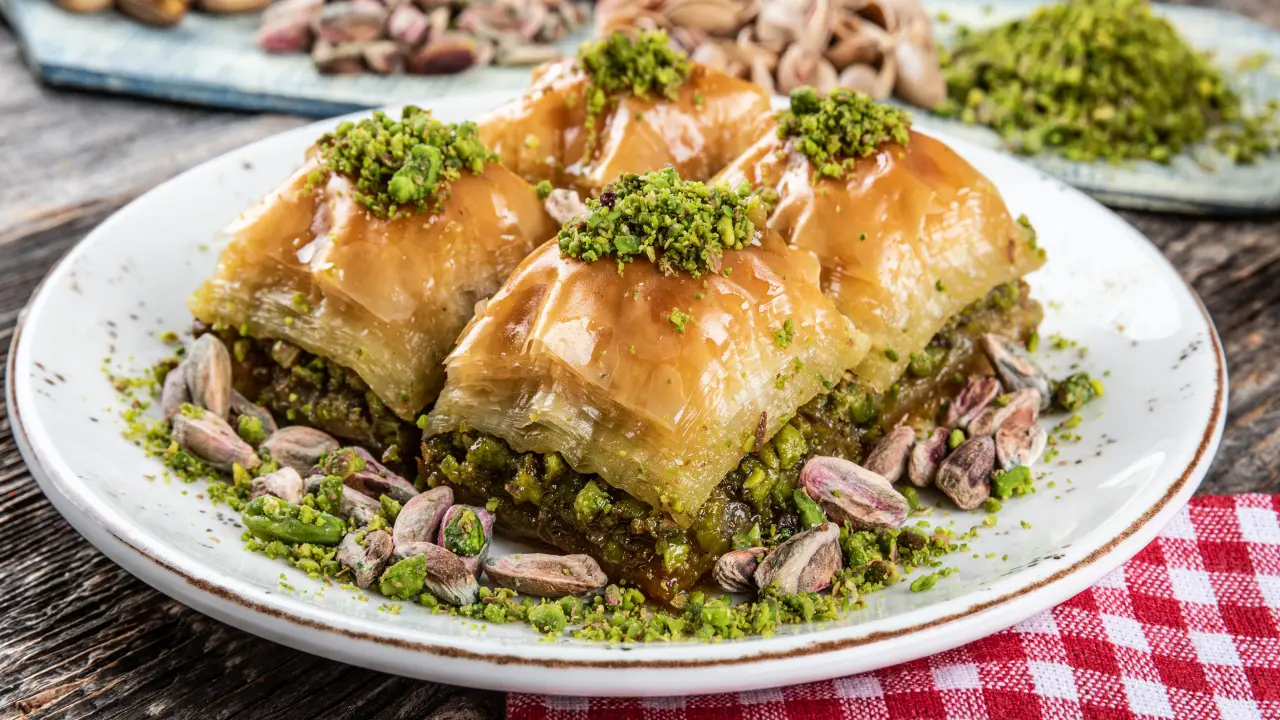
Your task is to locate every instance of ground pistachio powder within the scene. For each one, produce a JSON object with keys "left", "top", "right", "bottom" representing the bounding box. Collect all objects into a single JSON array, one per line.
[
  {"left": 935, "top": 0, "right": 1279, "bottom": 164},
  {"left": 557, "top": 166, "right": 759, "bottom": 278},
  {"left": 777, "top": 86, "right": 913, "bottom": 179},
  {"left": 315, "top": 106, "right": 496, "bottom": 219}
]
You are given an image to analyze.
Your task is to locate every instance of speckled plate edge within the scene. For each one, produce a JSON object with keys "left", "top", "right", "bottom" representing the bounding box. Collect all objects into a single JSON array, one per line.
[{"left": 5, "top": 104, "right": 1228, "bottom": 697}]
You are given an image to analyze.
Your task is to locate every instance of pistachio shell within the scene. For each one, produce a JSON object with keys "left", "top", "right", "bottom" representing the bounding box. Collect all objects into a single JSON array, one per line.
[
  {"left": 907, "top": 426, "right": 948, "bottom": 487},
  {"left": 229, "top": 390, "right": 278, "bottom": 436},
  {"left": 392, "top": 486, "right": 453, "bottom": 547},
  {"left": 160, "top": 364, "right": 191, "bottom": 422},
  {"left": 249, "top": 466, "right": 304, "bottom": 505},
  {"left": 799, "top": 455, "right": 908, "bottom": 530},
  {"left": 980, "top": 334, "right": 1052, "bottom": 410},
  {"left": 394, "top": 541, "right": 479, "bottom": 605},
  {"left": 172, "top": 412, "right": 260, "bottom": 472},
  {"left": 753, "top": 523, "right": 841, "bottom": 593},
  {"left": 482, "top": 553, "right": 609, "bottom": 597},
  {"left": 261, "top": 426, "right": 340, "bottom": 475},
  {"left": 337, "top": 530, "right": 394, "bottom": 589},
  {"left": 185, "top": 334, "right": 232, "bottom": 419},
  {"left": 935, "top": 436, "right": 995, "bottom": 510},
  {"left": 996, "top": 419, "right": 1048, "bottom": 471},
  {"left": 713, "top": 547, "right": 767, "bottom": 593},
  {"left": 864, "top": 425, "right": 915, "bottom": 484},
  {"left": 966, "top": 388, "right": 1041, "bottom": 438},
  {"left": 944, "top": 375, "right": 1002, "bottom": 429}
]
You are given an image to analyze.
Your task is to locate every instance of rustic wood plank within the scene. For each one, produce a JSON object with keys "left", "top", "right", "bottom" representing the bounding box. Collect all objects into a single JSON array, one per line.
[{"left": 1, "top": 2, "right": 1279, "bottom": 717}]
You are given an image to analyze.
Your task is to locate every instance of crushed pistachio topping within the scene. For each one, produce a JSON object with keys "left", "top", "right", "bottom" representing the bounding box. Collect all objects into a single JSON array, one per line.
[
  {"left": 777, "top": 86, "right": 912, "bottom": 179},
  {"left": 557, "top": 167, "right": 758, "bottom": 277},
  {"left": 576, "top": 30, "right": 693, "bottom": 157},
  {"left": 936, "top": 0, "right": 1279, "bottom": 164},
  {"left": 315, "top": 106, "right": 496, "bottom": 219}
]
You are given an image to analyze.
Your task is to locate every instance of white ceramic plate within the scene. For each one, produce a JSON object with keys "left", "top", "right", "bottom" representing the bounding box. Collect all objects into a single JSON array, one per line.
[{"left": 8, "top": 93, "right": 1226, "bottom": 697}]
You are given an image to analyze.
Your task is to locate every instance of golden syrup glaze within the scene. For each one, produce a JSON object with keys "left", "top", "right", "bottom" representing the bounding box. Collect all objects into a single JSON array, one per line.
[
  {"left": 427, "top": 230, "right": 869, "bottom": 525},
  {"left": 478, "top": 60, "right": 774, "bottom": 196},
  {"left": 717, "top": 130, "right": 1046, "bottom": 391},
  {"left": 188, "top": 158, "right": 558, "bottom": 420}
]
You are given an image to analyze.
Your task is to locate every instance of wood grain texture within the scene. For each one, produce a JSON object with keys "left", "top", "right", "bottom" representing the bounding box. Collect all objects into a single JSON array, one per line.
[{"left": 1, "top": 2, "right": 1279, "bottom": 717}]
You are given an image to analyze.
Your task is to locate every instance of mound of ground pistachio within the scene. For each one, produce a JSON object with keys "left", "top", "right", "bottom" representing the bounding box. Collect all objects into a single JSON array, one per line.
[
  {"left": 935, "top": 0, "right": 1279, "bottom": 163},
  {"left": 778, "top": 86, "right": 914, "bottom": 179},
  {"left": 557, "top": 166, "right": 758, "bottom": 278},
  {"left": 314, "top": 106, "right": 497, "bottom": 219}
]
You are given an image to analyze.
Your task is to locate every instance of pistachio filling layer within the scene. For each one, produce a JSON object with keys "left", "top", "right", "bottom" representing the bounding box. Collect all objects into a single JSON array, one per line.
[
  {"left": 420, "top": 281, "right": 1042, "bottom": 600},
  {"left": 207, "top": 326, "right": 418, "bottom": 467}
]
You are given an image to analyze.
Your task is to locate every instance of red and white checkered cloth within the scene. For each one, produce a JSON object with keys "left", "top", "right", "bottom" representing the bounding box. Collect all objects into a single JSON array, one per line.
[{"left": 508, "top": 494, "right": 1280, "bottom": 720}]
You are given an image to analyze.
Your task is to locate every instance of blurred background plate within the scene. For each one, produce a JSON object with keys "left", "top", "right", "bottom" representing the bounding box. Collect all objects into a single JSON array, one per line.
[{"left": 3, "top": 0, "right": 1279, "bottom": 211}]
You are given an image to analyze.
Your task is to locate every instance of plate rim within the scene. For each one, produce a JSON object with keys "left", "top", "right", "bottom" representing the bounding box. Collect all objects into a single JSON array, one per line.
[{"left": 4, "top": 103, "right": 1229, "bottom": 690}]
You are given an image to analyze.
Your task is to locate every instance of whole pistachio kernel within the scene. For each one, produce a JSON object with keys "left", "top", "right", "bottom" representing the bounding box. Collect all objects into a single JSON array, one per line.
[
  {"left": 777, "top": 86, "right": 912, "bottom": 180},
  {"left": 935, "top": 0, "right": 1278, "bottom": 164},
  {"left": 442, "top": 507, "right": 486, "bottom": 556},
  {"left": 557, "top": 167, "right": 759, "bottom": 278},
  {"left": 315, "top": 106, "right": 496, "bottom": 219}
]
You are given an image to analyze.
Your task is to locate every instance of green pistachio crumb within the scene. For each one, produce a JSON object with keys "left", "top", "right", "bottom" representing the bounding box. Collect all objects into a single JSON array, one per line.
[
  {"left": 237, "top": 415, "right": 267, "bottom": 446},
  {"left": 576, "top": 31, "right": 692, "bottom": 158},
  {"left": 534, "top": 180, "right": 553, "bottom": 200},
  {"left": 558, "top": 167, "right": 758, "bottom": 278},
  {"left": 778, "top": 86, "right": 912, "bottom": 180},
  {"left": 667, "top": 307, "right": 692, "bottom": 333},
  {"left": 774, "top": 318, "right": 796, "bottom": 348},
  {"left": 316, "top": 106, "right": 495, "bottom": 219},
  {"left": 947, "top": 428, "right": 965, "bottom": 450},
  {"left": 936, "top": 0, "right": 1279, "bottom": 164}
]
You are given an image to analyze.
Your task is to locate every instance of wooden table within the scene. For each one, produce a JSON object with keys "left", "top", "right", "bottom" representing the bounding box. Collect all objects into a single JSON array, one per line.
[{"left": 1, "top": 2, "right": 1278, "bottom": 716}]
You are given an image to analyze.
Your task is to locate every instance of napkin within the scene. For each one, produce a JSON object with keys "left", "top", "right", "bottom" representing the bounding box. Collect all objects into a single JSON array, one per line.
[{"left": 508, "top": 494, "right": 1280, "bottom": 720}]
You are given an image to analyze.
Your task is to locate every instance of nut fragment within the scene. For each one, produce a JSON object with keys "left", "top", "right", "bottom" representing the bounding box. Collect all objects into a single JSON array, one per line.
[
  {"left": 935, "top": 436, "right": 995, "bottom": 510},
  {"left": 55, "top": 0, "right": 114, "bottom": 12},
  {"left": 172, "top": 412, "right": 261, "bottom": 472},
  {"left": 117, "top": 0, "right": 188, "bottom": 27},
  {"left": 305, "top": 472, "right": 382, "bottom": 524},
  {"left": 394, "top": 541, "right": 480, "bottom": 606},
  {"left": 392, "top": 486, "right": 453, "bottom": 547},
  {"left": 544, "top": 188, "right": 588, "bottom": 225},
  {"left": 864, "top": 425, "right": 915, "bottom": 484},
  {"left": 966, "top": 388, "right": 1041, "bottom": 438},
  {"left": 980, "top": 334, "right": 1052, "bottom": 410},
  {"left": 230, "top": 390, "right": 278, "bottom": 436},
  {"left": 197, "top": 0, "right": 268, "bottom": 12},
  {"left": 261, "top": 426, "right": 340, "bottom": 475},
  {"left": 713, "top": 547, "right": 767, "bottom": 593},
  {"left": 362, "top": 41, "right": 405, "bottom": 74},
  {"left": 438, "top": 505, "right": 494, "bottom": 576},
  {"left": 944, "top": 375, "right": 1002, "bottom": 429},
  {"left": 753, "top": 523, "right": 841, "bottom": 593},
  {"left": 313, "top": 1, "right": 387, "bottom": 43},
  {"left": 249, "top": 466, "right": 304, "bottom": 505},
  {"left": 336, "top": 447, "right": 418, "bottom": 503},
  {"left": 337, "top": 530, "right": 394, "bottom": 588},
  {"left": 386, "top": 4, "right": 430, "bottom": 46},
  {"left": 185, "top": 334, "right": 232, "bottom": 419},
  {"left": 257, "top": 0, "right": 319, "bottom": 53},
  {"left": 996, "top": 419, "right": 1048, "bottom": 471},
  {"left": 483, "top": 553, "right": 609, "bottom": 597},
  {"left": 160, "top": 364, "right": 191, "bottom": 422},
  {"left": 907, "top": 426, "right": 948, "bottom": 487},
  {"left": 799, "top": 455, "right": 908, "bottom": 530},
  {"left": 312, "top": 40, "right": 367, "bottom": 74},
  {"left": 407, "top": 33, "right": 478, "bottom": 74}
]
